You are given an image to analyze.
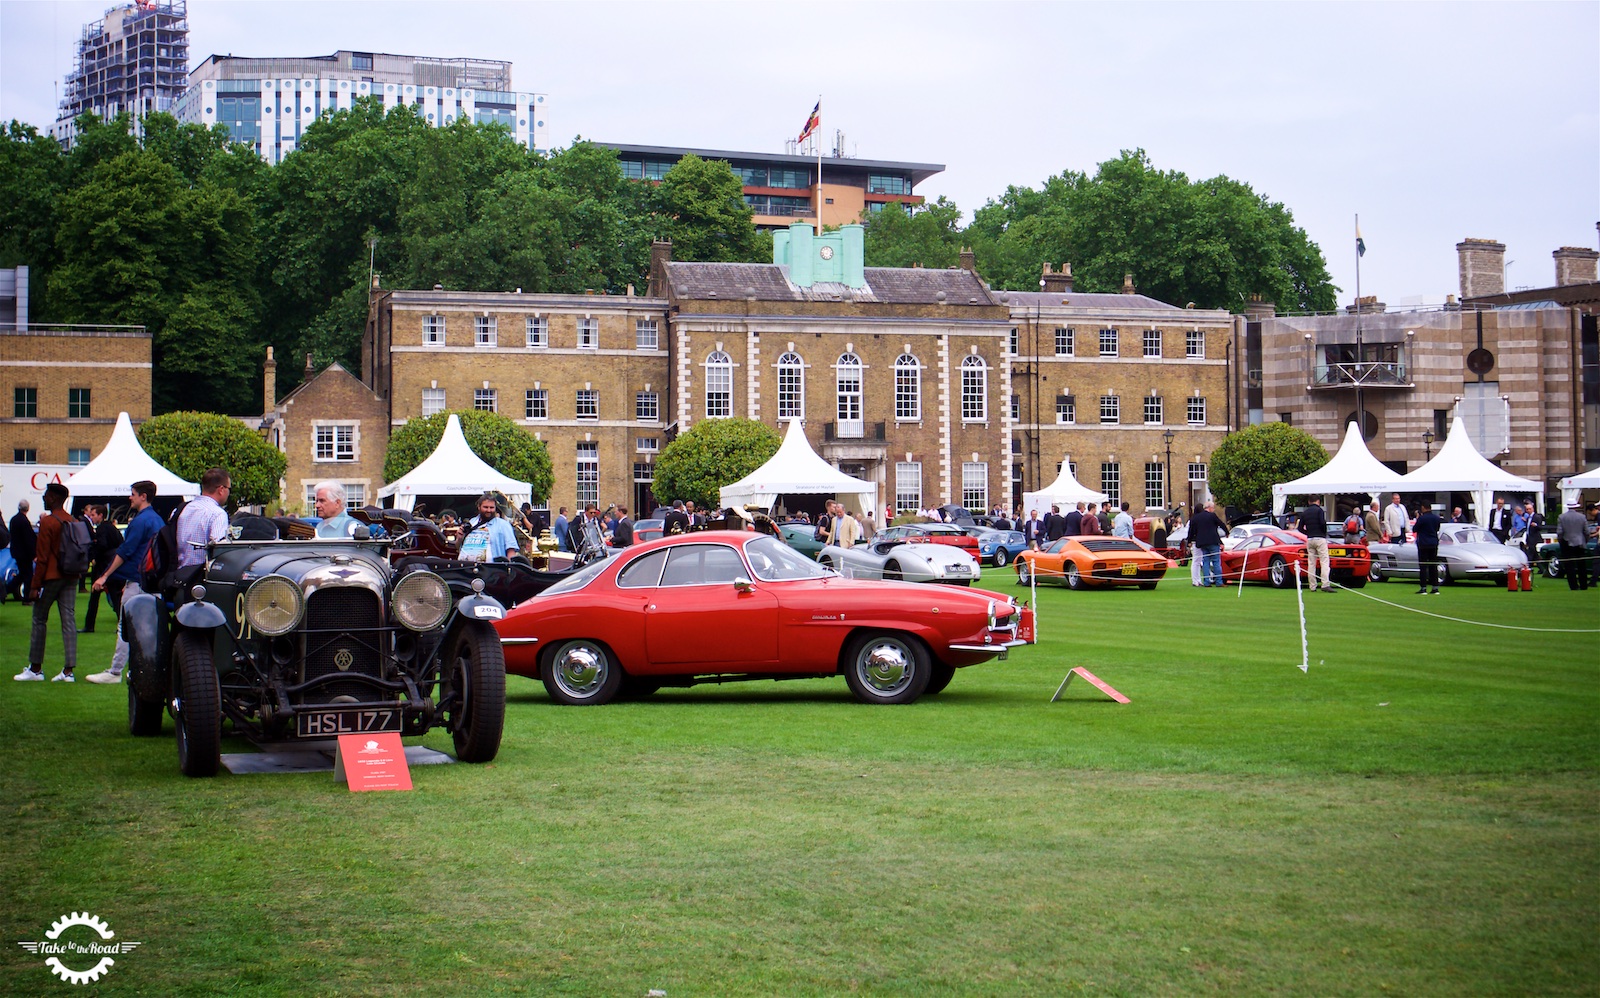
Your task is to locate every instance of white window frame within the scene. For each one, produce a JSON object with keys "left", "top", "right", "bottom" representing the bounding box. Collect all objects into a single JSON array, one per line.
[
  {"left": 526, "top": 316, "right": 548, "bottom": 348},
  {"left": 636, "top": 391, "right": 659, "bottom": 422},
  {"left": 475, "top": 315, "right": 497, "bottom": 348},
  {"left": 578, "top": 317, "right": 599, "bottom": 349},
  {"left": 705, "top": 350, "right": 733, "bottom": 418},
  {"left": 1099, "top": 327, "right": 1118, "bottom": 357},
  {"left": 422, "top": 387, "right": 446, "bottom": 416},
  {"left": 1100, "top": 394, "right": 1120, "bottom": 424},
  {"left": 576, "top": 442, "right": 599, "bottom": 506},
  {"left": 1186, "top": 329, "right": 1205, "bottom": 359},
  {"left": 1143, "top": 329, "right": 1162, "bottom": 358},
  {"left": 474, "top": 388, "right": 497, "bottom": 412},
  {"left": 776, "top": 352, "right": 805, "bottom": 420},
  {"left": 961, "top": 461, "right": 988, "bottom": 512},
  {"left": 894, "top": 354, "right": 921, "bottom": 421},
  {"left": 1188, "top": 462, "right": 1208, "bottom": 485},
  {"left": 1056, "top": 395, "right": 1076, "bottom": 425},
  {"left": 1187, "top": 396, "right": 1207, "bottom": 425},
  {"left": 576, "top": 389, "right": 599, "bottom": 420},
  {"left": 895, "top": 461, "right": 922, "bottom": 514},
  {"left": 1144, "top": 394, "right": 1163, "bottom": 425},
  {"left": 1101, "top": 462, "right": 1121, "bottom": 503},
  {"left": 636, "top": 436, "right": 660, "bottom": 454},
  {"left": 1055, "top": 327, "right": 1074, "bottom": 357},
  {"left": 960, "top": 355, "right": 987, "bottom": 423},
  {"left": 635, "top": 319, "right": 658, "bottom": 350},
  {"left": 423, "top": 314, "right": 445, "bottom": 345},
  {"left": 1145, "top": 462, "right": 1165, "bottom": 510},
  {"left": 525, "top": 389, "right": 548, "bottom": 420},
  {"left": 835, "top": 353, "right": 862, "bottom": 434},
  {"left": 313, "top": 422, "right": 358, "bottom": 463}
]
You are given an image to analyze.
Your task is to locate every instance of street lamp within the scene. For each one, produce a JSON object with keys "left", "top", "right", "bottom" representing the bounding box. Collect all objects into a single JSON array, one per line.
[
  {"left": 1162, "top": 428, "right": 1175, "bottom": 509},
  {"left": 1422, "top": 428, "right": 1435, "bottom": 460}
]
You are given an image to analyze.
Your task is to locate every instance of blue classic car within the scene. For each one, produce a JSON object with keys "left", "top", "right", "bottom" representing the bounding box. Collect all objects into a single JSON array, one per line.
[{"left": 975, "top": 529, "right": 1027, "bottom": 568}]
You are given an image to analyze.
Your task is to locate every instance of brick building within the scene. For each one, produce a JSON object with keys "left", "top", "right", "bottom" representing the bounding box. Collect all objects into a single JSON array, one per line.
[{"left": 259, "top": 348, "right": 389, "bottom": 513}]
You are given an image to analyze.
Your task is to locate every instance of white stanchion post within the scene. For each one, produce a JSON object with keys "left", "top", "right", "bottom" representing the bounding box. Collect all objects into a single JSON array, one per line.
[{"left": 1293, "top": 560, "right": 1309, "bottom": 673}]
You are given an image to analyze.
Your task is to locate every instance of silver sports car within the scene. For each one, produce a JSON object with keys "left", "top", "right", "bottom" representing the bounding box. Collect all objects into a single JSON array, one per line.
[
  {"left": 1367, "top": 524, "right": 1529, "bottom": 584},
  {"left": 817, "top": 535, "right": 983, "bottom": 585}
]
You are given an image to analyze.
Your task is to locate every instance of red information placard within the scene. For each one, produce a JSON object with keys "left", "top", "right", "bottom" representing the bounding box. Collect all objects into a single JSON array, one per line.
[
  {"left": 334, "top": 732, "right": 414, "bottom": 792},
  {"left": 1050, "top": 667, "right": 1131, "bottom": 704}
]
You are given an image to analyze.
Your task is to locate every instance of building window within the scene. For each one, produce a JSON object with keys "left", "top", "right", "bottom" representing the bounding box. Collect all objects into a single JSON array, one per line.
[
  {"left": 867, "top": 174, "right": 911, "bottom": 195},
  {"left": 423, "top": 315, "right": 445, "bottom": 345},
  {"left": 1101, "top": 462, "right": 1121, "bottom": 502},
  {"left": 526, "top": 316, "right": 547, "bottom": 348},
  {"left": 576, "top": 442, "right": 598, "bottom": 506},
  {"left": 894, "top": 354, "right": 921, "bottom": 420},
  {"left": 1145, "top": 463, "right": 1164, "bottom": 509},
  {"left": 960, "top": 355, "right": 987, "bottom": 422},
  {"left": 525, "top": 389, "right": 548, "bottom": 420},
  {"left": 1056, "top": 395, "right": 1076, "bottom": 424},
  {"left": 636, "top": 391, "right": 659, "bottom": 422},
  {"left": 962, "top": 462, "right": 988, "bottom": 512},
  {"left": 636, "top": 437, "right": 659, "bottom": 453},
  {"left": 1187, "top": 396, "right": 1207, "bottom": 425},
  {"left": 1100, "top": 394, "right": 1120, "bottom": 424},
  {"left": 13, "top": 387, "right": 36, "bottom": 418},
  {"left": 578, "top": 317, "right": 599, "bottom": 349},
  {"left": 1008, "top": 327, "right": 1018, "bottom": 355},
  {"left": 1054, "top": 328, "right": 1074, "bottom": 356},
  {"left": 1144, "top": 394, "right": 1163, "bottom": 425},
  {"left": 835, "top": 353, "right": 862, "bottom": 428},
  {"left": 475, "top": 316, "right": 497, "bottom": 348},
  {"left": 895, "top": 461, "right": 921, "bottom": 514},
  {"left": 1188, "top": 462, "right": 1208, "bottom": 485},
  {"left": 345, "top": 483, "right": 366, "bottom": 509},
  {"left": 13, "top": 448, "right": 36, "bottom": 464},
  {"left": 705, "top": 350, "right": 732, "bottom": 418},
  {"left": 422, "top": 388, "right": 446, "bottom": 416},
  {"left": 576, "top": 389, "right": 598, "bottom": 420},
  {"left": 314, "top": 424, "right": 356, "bottom": 462},
  {"left": 68, "top": 388, "right": 91, "bottom": 419},
  {"left": 776, "top": 352, "right": 805, "bottom": 420},
  {"left": 474, "top": 388, "right": 498, "bottom": 412},
  {"left": 1010, "top": 394, "right": 1020, "bottom": 421},
  {"left": 1099, "top": 328, "right": 1118, "bottom": 357},
  {"left": 68, "top": 448, "right": 90, "bottom": 467},
  {"left": 635, "top": 319, "right": 658, "bottom": 350},
  {"left": 1186, "top": 329, "right": 1205, "bottom": 359},
  {"left": 1143, "top": 329, "right": 1162, "bottom": 358}
]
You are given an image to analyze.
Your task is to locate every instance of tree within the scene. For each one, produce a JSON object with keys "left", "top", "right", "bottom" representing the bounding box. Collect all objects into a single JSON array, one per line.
[
  {"left": 652, "top": 418, "right": 782, "bottom": 511},
  {"left": 861, "top": 197, "right": 963, "bottom": 268},
  {"left": 649, "top": 154, "right": 761, "bottom": 264},
  {"left": 1207, "top": 422, "right": 1329, "bottom": 515},
  {"left": 384, "top": 410, "right": 554, "bottom": 502},
  {"left": 962, "top": 150, "right": 1337, "bottom": 312},
  {"left": 137, "top": 411, "right": 287, "bottom": 508}
]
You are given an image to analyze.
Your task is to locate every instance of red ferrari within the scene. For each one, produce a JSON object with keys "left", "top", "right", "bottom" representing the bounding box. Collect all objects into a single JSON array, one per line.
[
  {"left": 1219, "top": 529, "right": 1370, "bottom": 588},
  {"left": 494, "top": 531, "right": 1026, "bottom": 705}
]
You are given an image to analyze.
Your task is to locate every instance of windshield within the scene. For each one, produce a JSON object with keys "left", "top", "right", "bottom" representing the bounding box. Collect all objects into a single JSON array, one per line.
[
  {"left": 743, "top": 535, "right": 834, "bottom": 582},
  {"left": 1444, "top": 526, "right": 1495, "bottom": 545},
  {"left": 540, "top": 557, "right": 611, "bottom": 596}
]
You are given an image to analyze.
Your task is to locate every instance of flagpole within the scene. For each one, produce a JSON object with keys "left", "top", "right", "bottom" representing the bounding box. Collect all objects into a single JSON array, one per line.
[
  {"left": 814, "top": 96, "right": 822, "bottom": 233},
  {"left": 1354, "top": 213, "right": 1363, "bottom": 439}
]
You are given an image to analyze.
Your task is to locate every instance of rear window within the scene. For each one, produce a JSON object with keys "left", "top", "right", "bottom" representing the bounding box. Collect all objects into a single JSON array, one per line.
[
  {"left": 616, "top": 550, "right": 667, "bottom": 589},
  {"left": 1079, "top": 538, "right": 1144, "bottom": 554}
]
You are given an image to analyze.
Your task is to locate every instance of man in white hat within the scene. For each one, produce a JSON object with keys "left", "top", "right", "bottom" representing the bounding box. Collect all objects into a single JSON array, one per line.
[{"left": 1556, "top": 500, "right": 1590, "bottom": 591}]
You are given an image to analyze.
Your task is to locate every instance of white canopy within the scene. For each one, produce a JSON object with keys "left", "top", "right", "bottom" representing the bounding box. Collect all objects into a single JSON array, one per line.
[
  {"left": 378, "top": 413, "right": 531, "bottom": 512},
  {"left": 1272, "top": 421, "right": 1400, "bottom": 517},
  {"left": 718, "top": 419, "right": 877, "bottom": 517},
  {"left": 1558, "top": 466, "right": 1600, "bottom": 509},
  {"left": 1022, "top": 459, "right": 1110, "bottom": 514},
  {"left": 1397, "top": 416, "right": 1544, "bottom": 525},
  {"left": 65, "top": 411, "right": 199, "bottom": 500}
]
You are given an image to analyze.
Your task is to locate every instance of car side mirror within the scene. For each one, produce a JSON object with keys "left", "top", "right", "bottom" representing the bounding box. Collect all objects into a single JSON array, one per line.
[
  {"left": 353, "top": 524, "right": 371, "bottom": 541},
  {"left": 733, "top": 576, "right": 755, "bottom": 593}
]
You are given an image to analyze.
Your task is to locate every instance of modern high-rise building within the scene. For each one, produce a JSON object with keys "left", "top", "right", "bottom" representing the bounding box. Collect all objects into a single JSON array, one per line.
[
  {"left": 172, "top": 50, "right": 550, "bottom": 164},
  {"left": 54, "top": 0, "right": 190, "bottom": 145}
]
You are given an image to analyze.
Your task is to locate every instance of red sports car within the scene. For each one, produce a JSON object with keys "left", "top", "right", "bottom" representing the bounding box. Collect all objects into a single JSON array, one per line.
[
  {"left": 1219, "top": 529, "right": 1370, "bottom": 588},
  {"left": 494, "top": 531, "right": 1026, "bottom": 705}
]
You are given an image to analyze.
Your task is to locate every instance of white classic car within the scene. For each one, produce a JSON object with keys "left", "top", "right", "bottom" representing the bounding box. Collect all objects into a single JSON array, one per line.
[
  {"left": 1367, "top": 523, "right": 1530, "bottom": 584},
  {"left": 816, "top": 534, "right": 983, "bottom": 585}
]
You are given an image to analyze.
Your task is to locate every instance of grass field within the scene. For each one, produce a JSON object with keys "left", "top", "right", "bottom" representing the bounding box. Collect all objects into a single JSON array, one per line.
[{"left": 1, "top": 575, "right": 1596, "bottom": 996}]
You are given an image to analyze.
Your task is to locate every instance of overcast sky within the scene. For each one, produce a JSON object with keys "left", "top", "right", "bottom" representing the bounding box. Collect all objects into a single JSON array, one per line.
[{"left": 3, "top": 0, "right": 1596, "bottom": 306}]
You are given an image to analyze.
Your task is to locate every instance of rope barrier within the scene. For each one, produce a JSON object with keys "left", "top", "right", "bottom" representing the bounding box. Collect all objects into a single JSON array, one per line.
[{"left": 1317, "top": 577, "right": 1600, "bottom": 632}]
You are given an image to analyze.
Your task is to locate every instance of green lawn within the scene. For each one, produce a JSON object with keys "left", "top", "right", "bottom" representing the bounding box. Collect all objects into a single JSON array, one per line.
[{"left": 1, "top": 577, "right": 1596, "bottom": 996}]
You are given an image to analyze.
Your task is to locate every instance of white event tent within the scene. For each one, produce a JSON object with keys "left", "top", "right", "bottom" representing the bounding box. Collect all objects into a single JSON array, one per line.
[
  {"left": 718, "top": 419, "right": 877, "bottom": 517},
  {"left": 65, "top": 411, "right": 199, "bottom": 501},
  {"left": 1271, "top": 421, "right": 1402, "bottom": 518},
  {"left": 1022, "top": 459, "right": 1110, "bottom": 514},
  {"left": 1558, "top": 466, "right": 1600, "bottom": 508},
  {"left": 378, "top": 413, "right": 530, "bottom": 512},
  {"left": 1396, "top": 416, "right": 1544, "bottom": 525}
]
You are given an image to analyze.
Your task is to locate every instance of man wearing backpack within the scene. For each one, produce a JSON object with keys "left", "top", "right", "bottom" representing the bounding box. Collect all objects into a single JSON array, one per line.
[
  {"left": 86, "top": 481, "right": 163, "bottom": 685},
  {"left": 14, "top": 483, "right": 85, "bottom": 682}
]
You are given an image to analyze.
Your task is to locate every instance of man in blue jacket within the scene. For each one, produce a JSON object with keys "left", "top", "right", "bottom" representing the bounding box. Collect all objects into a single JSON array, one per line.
[
  {"left": 1413, "top": 502, "right": 1443, "bottom": 595},
  {"left": 85, "top": 481, "right": 163, "bottom": 685}
]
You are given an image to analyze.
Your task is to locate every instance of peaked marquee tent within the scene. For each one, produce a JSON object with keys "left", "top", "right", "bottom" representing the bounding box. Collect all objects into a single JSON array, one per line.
[
  {"left": 718, "top": 419, "right": 877, "bottom": 517},
  {"left": 1022, "top": 459, "right": 1110, "bottom": 514},
  {"left": 378, "top": 413, "right": 531, "bottom": 512},
  {"left": 1272, "top": 421, "right": 1402, "bottom": 518},
  {"left": 65, "top": 411, "right": 199, "bottom": 502},
  {"left": 1558, "top": 466, "right": 1600, "bottom": 508},
  {"left": 1397, "top": 416, "right": 1543, "bottom": 525}
]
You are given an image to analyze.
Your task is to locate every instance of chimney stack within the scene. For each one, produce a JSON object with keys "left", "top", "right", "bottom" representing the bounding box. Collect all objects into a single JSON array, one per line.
[
  {"left": 304, "top": 353, "right": 315, "bottom": 379},
  {"left": 647, "top": 239, "right": 673, "bottom": 298},
  {"left": 263, "top": 346, "right": 276, "bottom": 414},
  {"left": 1040, "top": 263, "right": 1073, "bottom": 293},
  {"left": 958, "top": 246, "right": 975, "bottom": 273},
  {"left": 1121, "top": 272, "right": 1136, "bottom": 295},
  {"left": 1243, "top": 295, "right": 1276, "bottom": 320},
  {"left": 1457, "top": 238, "right": 1506, "bottom": 298},
  {"left": 1553, "top": 246, "right": 1599, "bottom": 287}
]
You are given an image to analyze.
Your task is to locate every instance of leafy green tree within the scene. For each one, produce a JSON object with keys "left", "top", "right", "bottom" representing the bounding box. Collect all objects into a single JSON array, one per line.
[
  {"left": 653, "top": 418, "right": 782, "bottom": 511},
  {"left": 650, "top": 154, "right": 761, "bottom": 264},
  {"left": 0, "top": 122, "right": 66, "bottom": 291},
  {"left": 963, "top": 150, "right": 1336, "bottom": 312},
  {"left": 861, "top": 197, "right": 963, "bottom": 269},
  {"left": 137, "top": 411, "right": 287, "bottom": 508},
  {"left": 384, "top": 410, "right": 554, "bottom": 501},
  {"left": 1207, "top": 422, "right": 1329, "bottom": 515}
]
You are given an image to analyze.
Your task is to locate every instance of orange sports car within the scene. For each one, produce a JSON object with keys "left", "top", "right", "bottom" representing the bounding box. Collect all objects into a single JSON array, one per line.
[{"left": 1015, "top": 536, "right": 1173, "bottom": 590}]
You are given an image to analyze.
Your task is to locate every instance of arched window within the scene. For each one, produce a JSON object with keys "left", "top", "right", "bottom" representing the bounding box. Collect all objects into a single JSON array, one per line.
[
  {"left": 835, "top": 353, "right": 862, "bottom": 438},
  {"left": 894, "top": 354, "right": 921, "bottom": 421},
  {"left": 705, "top": 350, "right": 732, "bottom": 418},
  {"left": 776, "top": 352, "right": 805, "bottom": 420},
  {"left": 961, "top": 355, "right": 987, "bottom": 422}
]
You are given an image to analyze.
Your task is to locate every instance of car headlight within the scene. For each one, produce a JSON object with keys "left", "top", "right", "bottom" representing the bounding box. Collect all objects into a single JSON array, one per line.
[
  {"left": 393, "top": 570, "right": 452, "bottom": 631},
  {"left": 244, "top": 575, "right": 304, "bottom": 637}
]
